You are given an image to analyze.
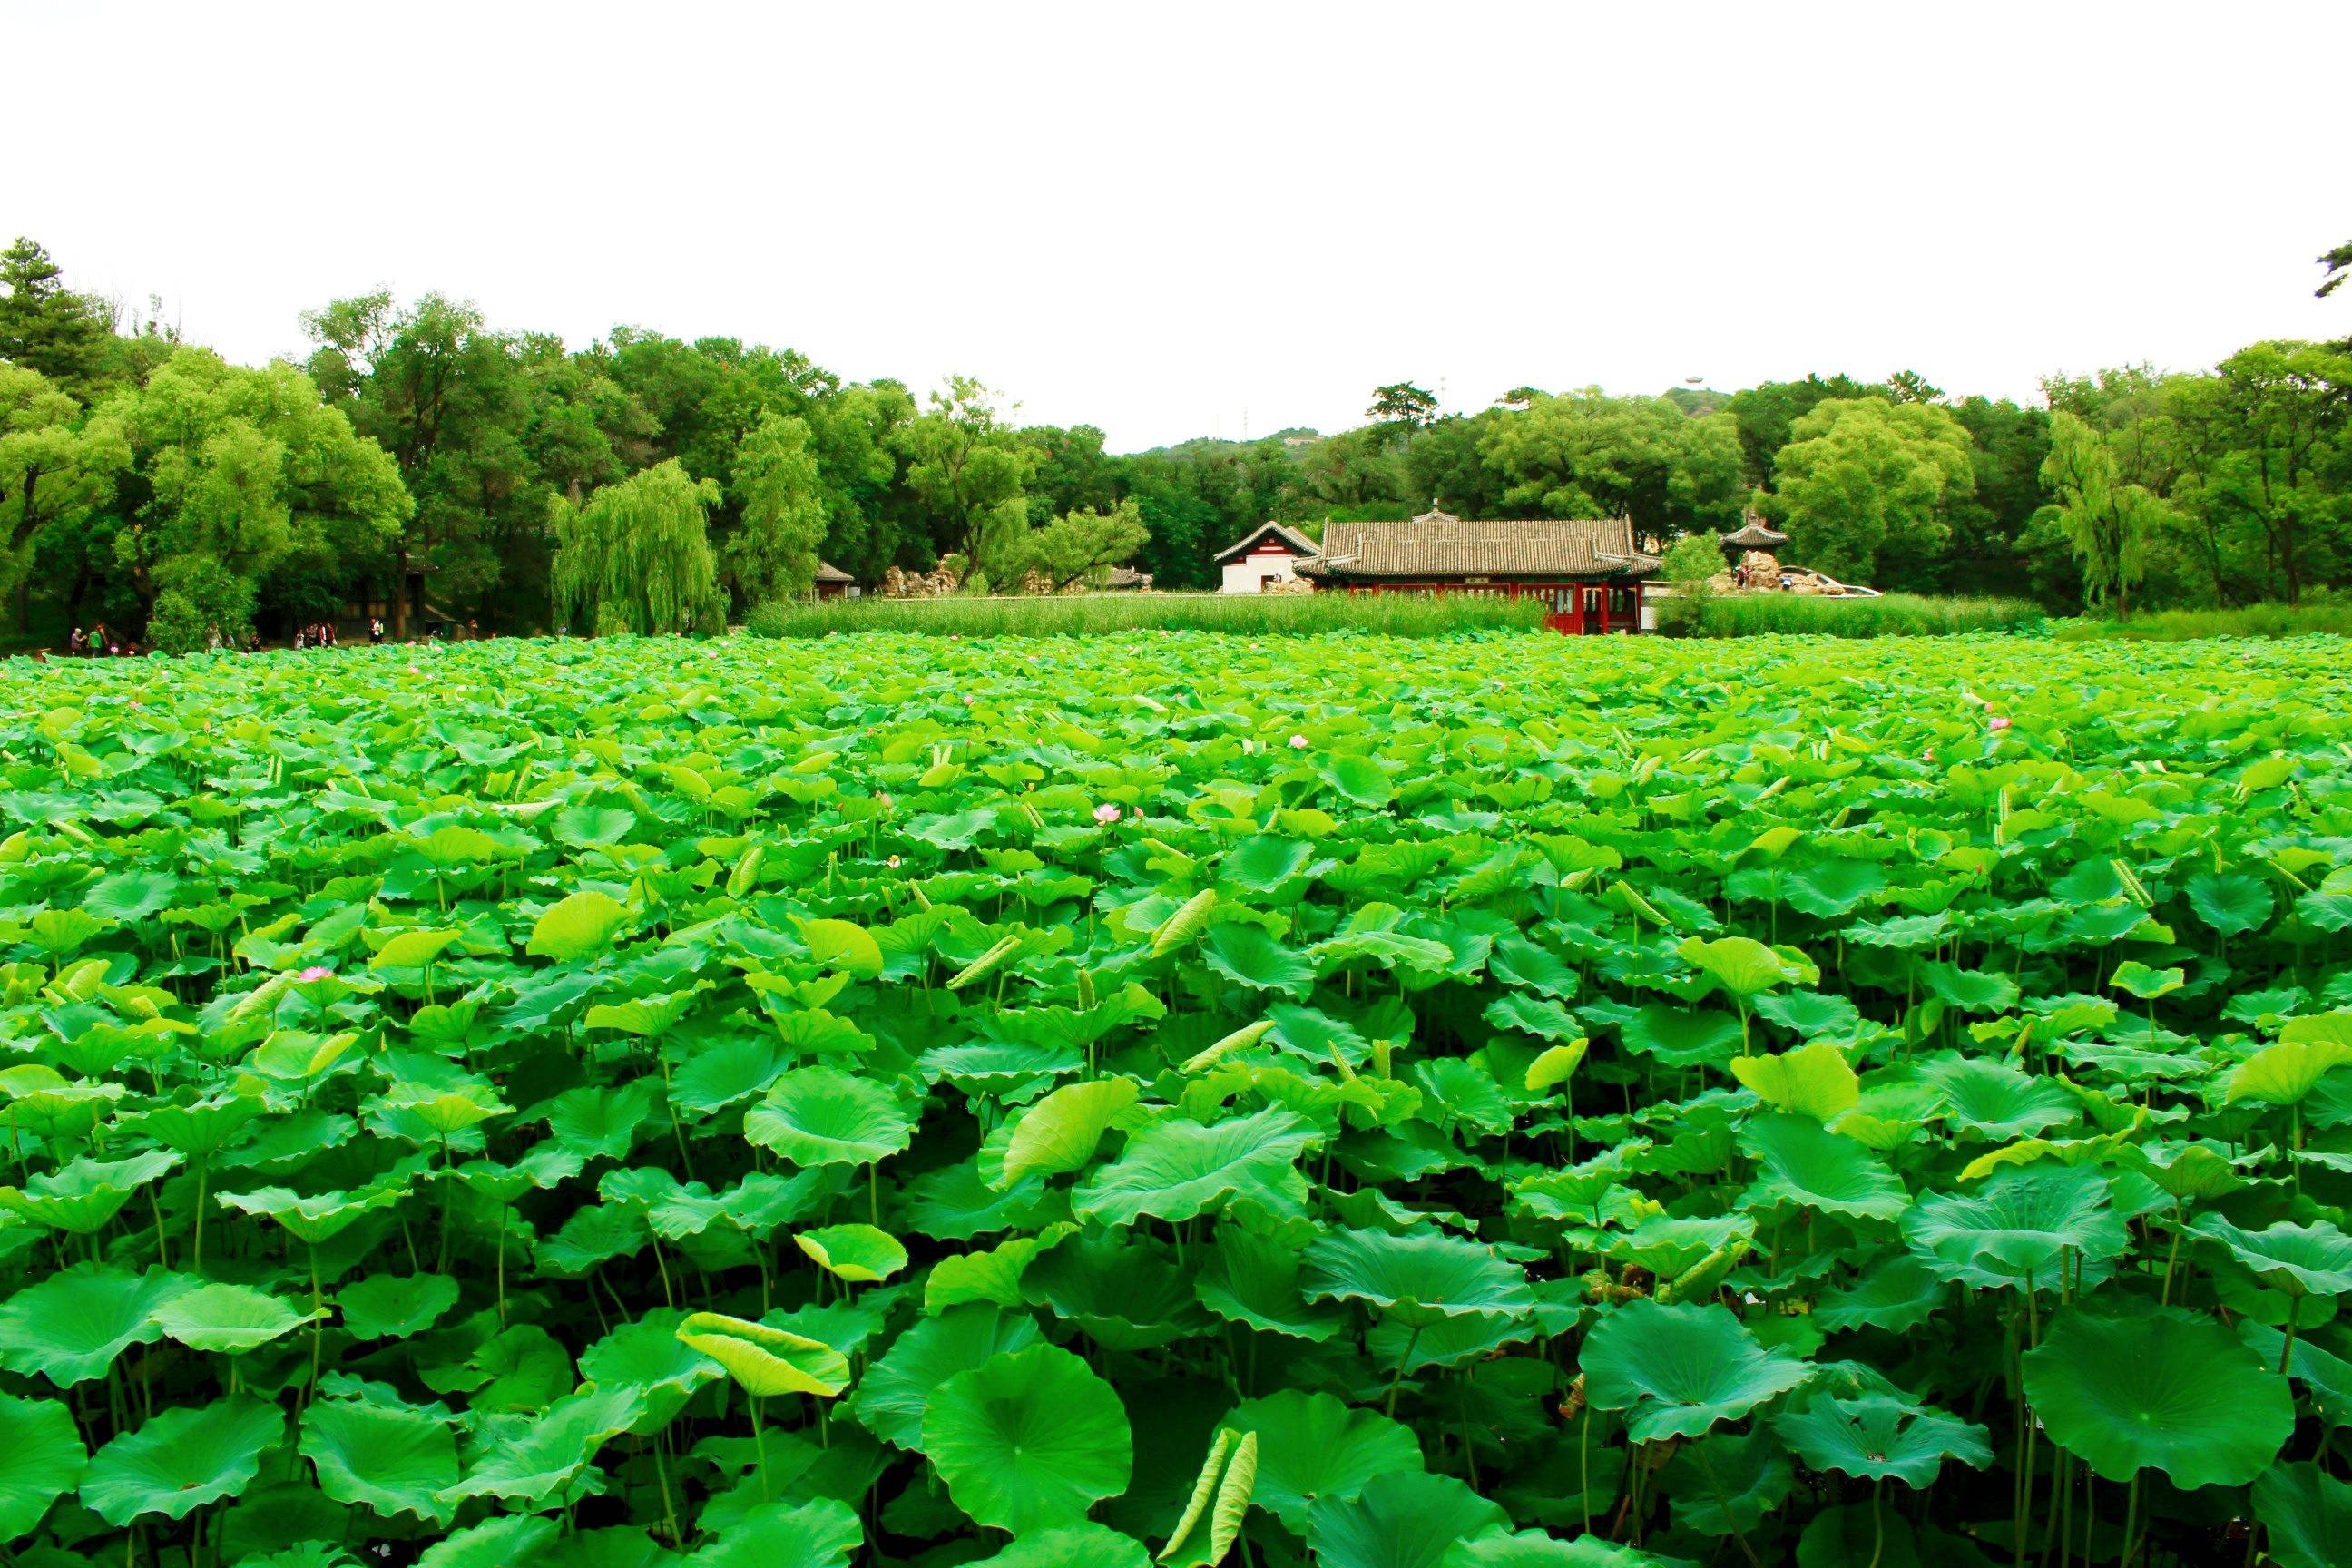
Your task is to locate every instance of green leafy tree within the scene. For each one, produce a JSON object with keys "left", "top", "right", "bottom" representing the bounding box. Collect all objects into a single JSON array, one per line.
[
  {"left": 1014, "top": 498, "right": 1150, "bottom": 592},
  {"left": 1654, "top": 532, "right": 1725, "bottom": 634},
  {"left": 0, "top": 238, "right": 115, "bottom": 399},
  {"left": 96, "top": 348, "right": 410, "bottom": 629},
  {"left": 2168, "top": 341, "right": 2351, "bottom": 605},
  {"left": 1480, "top": 389, "right": 1745, "bottom": 537},
  {"left": 551, "top": 459, "right": 725, "bottom": 634},
  {"left": 303, "top": 293, "right": 544, "bottom": 636},
  {"left": 0, "top": 365, "right": 125, "bottom": 613},
  {"left": 902, "top": 377, "right": 1034, "bottom": 585},
  {"left": 727, "top": 412, "right": 828, "bottom": 605},
  {"left": 1401, "top": 411, "right": 1511, "bottom": 518},
  {"left": 1726, "top": 374, "right": 1877, "bottom": 486},
  {"left": 2036, "top": 410, "right": 2171, "bottom": 618},
  {"left": 1367, "top": 383, "right": 1439, "bottom": 428},
  {"left": 1763, "top": 397, "right": 1976, "bottom": 586},
  {"left": 145, "top": 556, "right": 257, "bottom": 653}
]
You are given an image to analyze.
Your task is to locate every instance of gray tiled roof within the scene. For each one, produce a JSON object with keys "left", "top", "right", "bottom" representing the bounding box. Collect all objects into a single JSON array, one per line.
[
  {"left": 1212, "top": 522, "right": 1321, "bottom": 565},
  {"left": 1297, "top": 510, "right": 1659, "bottom": 581},
  {"left": 814, "top": 562, "right": 854, "bottom": 583}
]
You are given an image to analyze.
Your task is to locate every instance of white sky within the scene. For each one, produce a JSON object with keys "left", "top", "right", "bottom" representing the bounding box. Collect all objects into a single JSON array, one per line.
[{"left": 11, "top": 1, "right": 2348, "bottom": 451}]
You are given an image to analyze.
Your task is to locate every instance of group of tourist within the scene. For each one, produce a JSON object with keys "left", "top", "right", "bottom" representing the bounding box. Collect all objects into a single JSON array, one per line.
[
  {"left": 59, "top": 616, "right": 496, "bottom": 658},
  {"left": 64, "top": 623, "right": 142, "bottom": 657}
]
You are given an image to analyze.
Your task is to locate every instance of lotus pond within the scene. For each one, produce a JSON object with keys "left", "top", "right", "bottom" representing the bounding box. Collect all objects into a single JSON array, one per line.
[{"left": 2, "top": 631, "right": 2350, "bottom": 1568}]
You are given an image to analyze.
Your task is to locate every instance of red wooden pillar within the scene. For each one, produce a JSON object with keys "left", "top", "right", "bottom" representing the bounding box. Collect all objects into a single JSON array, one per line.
[{"left": 1596, "top": 583, "right": 1611, "bottom": 634}]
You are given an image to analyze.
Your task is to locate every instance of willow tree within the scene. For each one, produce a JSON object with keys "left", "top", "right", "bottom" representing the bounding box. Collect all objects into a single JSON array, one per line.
[
  {"left": 2039, "top": 410, "right": 2168, "bottom": 618},
  {"left": 551, "top": 459, "right": 726, "bottom": 634}
]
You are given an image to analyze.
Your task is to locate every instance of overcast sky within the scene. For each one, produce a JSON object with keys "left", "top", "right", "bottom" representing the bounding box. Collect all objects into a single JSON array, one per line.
[{"left": 12, "top": 2, "right": 2347, "bottom": 451}]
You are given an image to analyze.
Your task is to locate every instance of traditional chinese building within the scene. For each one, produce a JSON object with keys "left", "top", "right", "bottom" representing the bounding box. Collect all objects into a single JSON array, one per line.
[
  {"left": 1293, "top": 507, "right": 1660, "bottom": 633},
  {"left": 813, "top": 562, "right": 855, "bottom": 601},
  {"left": 1214, "top": 522, "right": 1321, "bottom": 594}
]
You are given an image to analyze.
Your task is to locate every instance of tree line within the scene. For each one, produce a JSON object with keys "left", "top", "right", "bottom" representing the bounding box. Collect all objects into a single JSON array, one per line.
[{"left": 3, "top": 235, "right": 2347, "bottom": 648}]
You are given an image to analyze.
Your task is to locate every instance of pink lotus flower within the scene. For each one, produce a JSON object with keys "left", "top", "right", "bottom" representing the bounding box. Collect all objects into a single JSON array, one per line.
[
  {"left": 1288, "top": 734, "right": 1308, "bottom": 750},
  {"left": 887, "top": 855, "right": 902, "bottom": 869},
  {"left": 296, "top": 965, "right": 334, "bottom": 982},
  {"left": 1093, "top": 803, "right": 1122, "bottom": 824},
  {"left": 877, "top": 792, "right": 894, "bottom": 810},
  {"left": 1989, "top": 715, "right": 2011, "bottom": 732}
]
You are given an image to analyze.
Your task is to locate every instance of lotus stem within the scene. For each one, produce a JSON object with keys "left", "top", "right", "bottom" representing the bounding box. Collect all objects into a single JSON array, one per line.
[{"left": 1384, "top": 1325, "right": 1423, "bottom": 1417}]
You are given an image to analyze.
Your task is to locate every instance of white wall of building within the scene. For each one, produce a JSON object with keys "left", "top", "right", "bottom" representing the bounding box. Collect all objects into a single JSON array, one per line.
[{"left": 1220, "top": 547, "right": 1302, "bottom": 593}]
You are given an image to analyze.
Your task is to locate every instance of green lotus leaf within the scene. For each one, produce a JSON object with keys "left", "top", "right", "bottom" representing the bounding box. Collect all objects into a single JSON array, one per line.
[
  {"left": 217, "top": 1182, "right": 408, "bottom": 1245},
  {"left": 921, "top": 1342, "right": 1131, "bottom": 1535},
  {"left": 675, "top": 1311, "right": 849, "bottom": 1397},
  {"left": 690, "top": 1496, "right": 862, "bottom": 1568},
  {"left": 1813, "top": 1256, "right": 1944, "bottom": 1334},
  {"left": 368, "top": 926, "right": 463, "bottom": 970},
  {"left": 576, "top": 1308, "right": 723, "bottom": 1433},
  {"left": 416, "top": 1514, "right": 560, "bottom": 1568},
  {"left": 527, "top": 889, "right": 632, "bottom": 961},
  {"left": 1302, "top": 1226, "right": 1535, "bottom": 1329},
  {"left": 2255, "top": 1462, "right": 2352, "bottom": 1568},
  {"left": 998, "top": 1076, "right": 1141, "bottom": 1186},
  {"left": 1215, "top": 1387, "right": 1421, "bottom": 1534},
  {"left": 742, "top": 1065, "right": 915, "bottom": 1168},
  {"left": 1618, "top": 1006, "right": 1744, "bottom": 1068},
  {"left": 1443, "top": 1534, "right": 1697, "bottom": 1567},
  {"left": 2228, "top": 1037, "right": 2352, "bottom": 1106},
  {"left": 1322, "top": 753, "right": 1395, "bottom": 810},
  {"left": 925, "top": 1223, "right": 1076, "bottom": 1312},
  {"left": 1485, "top": 993, "right": 1584, "bottom": 1044},
  {"left": 1728, "top": 1042, "right": 1857, "bottom": 1122},
  {"left": 849, "top": 1302, "right": 1041, "bottom": 1449},
  {"left": 2190, "top": 1215, "right": 2352, "bottom": 1297},
  {"left": 152, "top": 1281, "right": 319, "bottom": 1354},
  {"left": 2122, "top": 1141, "right": 2244, "bottom": 1201},
  {"left": 82, "top": 867, "right": 181, "bottom": 923},
  {"left": 1916, "top": 1055, "right": 2077, "bottom": 1140},
  {"left": 965, "top": 1523, "right": 1151, "bottom": 1568},
  {"left": 1774, "top": 1388, "right": 1991, "bottom": 1487},
  {"left": 2184, "top": 870, "right": 2274, "bottom": 937},
  {"left": 1579, "top": 1299, "right": 1811, "bottom": 1443},
  {"left": 2238, "top": 1319, "right": 2352, "bottom": 1423},
  {"left": 1677, "top": 936, "right": 1812, "bottom": 1002},
  {"left": 1072, "top": 1106, "right": 1318, "bottom": 1226},
  {"left": 380, "top": 1083, "right": 511, "bottom": 1138},
  {"left": 438, "top": 1384, "right": 645, "bottom": 1506},
  {"left": 336, "top": 1273, "right": 461, "bottom": 1341},
  {"left": 1900, "top": 1166, "right": 2129, "bottom": 1292},
  {"left": 1200, "top": 924, "right": 1318, "bottom": 999},
  {"left": 780, "top": 916, "right": 881, "bottom": 979},
  {"left": 2280, "top": 1012, "right": 2352, "bottom": 1046},
  {"left": 1739, "top": 1112, "right": 1908, "bottom": 1220},
  {"left": 1657, "top": 1426, "right": 1789, "bottom": 1537},
  {"left": 0, "top": 1263, "right": 190, "bottom": 1386},
  {"left": 0, "top": 1148, "right": 181, "bottom": 1233},
  {"left": 2023, "top": 1306, "right": 2293, "bottom": 1486},
  {"left": 0, "top": 1392, "right": 85, "bottom": 1538},
  {"left": 2107, "top": 959, "right": 2184, "bottom": 1000},
  {"left": 300, "top": 1397, "right": 457, "bottom": 1522},
  {"left": 1196, "top": 1225, "right": 1349, "bottom": 1341},
  {"left": 82, "top": 1395, "right": 284, "bottom": 1524},
  {"left": 794, "top": 1222, "right": 907, "bottom": 1283},
  {"left": 1307, "top": 1469, "right": 1507, "bottom": 1568},
  {"left": 1021, "top": 1229, "right": 1212, "bottom": 1351}
]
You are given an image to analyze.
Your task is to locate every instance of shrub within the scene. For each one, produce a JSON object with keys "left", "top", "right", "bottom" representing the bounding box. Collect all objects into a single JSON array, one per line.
[
  {"left": 745, "top": 592, "right": 1551, "bottom": 638},
  {"left": 1663, "top": 592, "right": 2045, "bottom": 638},
  {"left": 2051, "top": 602, "right": 2352, "bottom": 641}
]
